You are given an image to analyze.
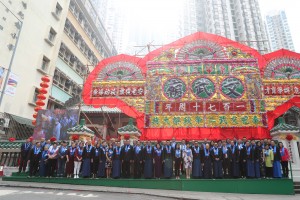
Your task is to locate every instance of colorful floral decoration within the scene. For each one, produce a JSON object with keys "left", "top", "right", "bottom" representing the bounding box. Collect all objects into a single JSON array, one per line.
[
  {"left": 176, "top": 40, "right": 226, "bottom": 60},
  {"left": 8, "top": 137, "right": 16, "bottom": 142},
  {"left": 97, "top": 61, "right": 144, "bottom": 81},
  {"left": 191, "top": 77, "right": 215, "bottom": 99},
  {"left": 82, "top": 32, "right": 300, "bottom": 140},
  {"left": 227, "top": 46, "right": 253, "bottom": 59},
  {"left": 220, "top": 77, "right": 245, "bottom": 99},
  {"left": 163, "top": 78, "right": 187, "bottom": 100}
]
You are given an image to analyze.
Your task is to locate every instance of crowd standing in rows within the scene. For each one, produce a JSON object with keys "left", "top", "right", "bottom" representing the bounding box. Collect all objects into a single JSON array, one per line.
[{"left": 19, "top": 137, "right": 290, "bottom": 179}]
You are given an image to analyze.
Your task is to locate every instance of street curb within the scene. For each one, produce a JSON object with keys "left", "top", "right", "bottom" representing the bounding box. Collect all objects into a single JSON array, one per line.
[{"left": 0, "top": 182, "right": 196, "bottom": 200}]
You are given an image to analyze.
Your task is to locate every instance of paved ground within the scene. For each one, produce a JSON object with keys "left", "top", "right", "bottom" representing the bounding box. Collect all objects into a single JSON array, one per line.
[
  {"left": 0, "top": 179, "right": 299, "bottom": 200},
  {"left": 0, "top": 187, "right": 172, "bottom": 200}
]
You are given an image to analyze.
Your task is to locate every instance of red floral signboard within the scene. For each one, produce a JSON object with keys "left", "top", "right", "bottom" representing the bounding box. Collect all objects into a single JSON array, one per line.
[
  {"left": 264, "top": 84, "right": 300, "bottom": 96},
  {"left": 161, "top": 101, "right": 247, "bottom": 113},
  {"left": 92, "top": 86, "right": 144, "bottom": 97}
]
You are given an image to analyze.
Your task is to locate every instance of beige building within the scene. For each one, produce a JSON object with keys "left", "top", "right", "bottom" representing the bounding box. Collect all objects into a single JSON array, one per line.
[{"left": 0, "top": 0, "right": 116, "bottom": 139}]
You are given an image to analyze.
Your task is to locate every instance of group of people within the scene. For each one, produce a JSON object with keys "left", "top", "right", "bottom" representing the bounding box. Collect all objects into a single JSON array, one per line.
[{"left": 18, "top": 137, "right": 290, "bottom": 179}]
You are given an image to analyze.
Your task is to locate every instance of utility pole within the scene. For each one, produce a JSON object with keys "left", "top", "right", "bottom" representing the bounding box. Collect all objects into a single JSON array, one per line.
[{"left": 0, "top": 1, "right": 23, "bottom": 107}]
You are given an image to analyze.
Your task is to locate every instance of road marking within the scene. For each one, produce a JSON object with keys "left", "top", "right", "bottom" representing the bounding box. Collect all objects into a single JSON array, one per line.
[
  {"left": 67, "top": 193, "right": 78, "bottom": 196},
  {"left": 0, "top": 189, "right": 18, "bottom": 196}
]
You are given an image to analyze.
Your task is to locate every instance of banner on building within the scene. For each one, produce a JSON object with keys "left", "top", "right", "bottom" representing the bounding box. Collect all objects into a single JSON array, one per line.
[
  {"left": 4, "top": 72, "right": 18, "bottom": 96},
  {"left": 0, "top": 67, "right": 5, "bottom": 90},
  {"left": 32, "top": 109, "right": 79, "bottom": 141}
]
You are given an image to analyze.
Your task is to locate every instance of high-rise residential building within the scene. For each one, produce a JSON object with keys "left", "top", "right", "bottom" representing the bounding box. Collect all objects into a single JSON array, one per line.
[
  {"left": 0, "top": 0, "right": 116, "bottom": 138},
  {"left": 181, "top": 0, "right": 270, "bottom": 53},
  {"left": 265, "top": 10, "right": 295, "bottom": 52}
]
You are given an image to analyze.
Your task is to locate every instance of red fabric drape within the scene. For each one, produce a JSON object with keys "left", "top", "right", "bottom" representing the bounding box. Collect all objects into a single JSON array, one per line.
[
  {"left": 140, "top": 127, "right": 270, "bottom": 140},
  {"left": 267, "top": 97, "right": 300, "bottom": 130}
]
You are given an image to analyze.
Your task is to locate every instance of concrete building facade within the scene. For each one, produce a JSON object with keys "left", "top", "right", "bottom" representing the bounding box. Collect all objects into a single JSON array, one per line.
[
  {"left": 181, "top": 0, "right": 270, "bottom": 53},
  {"left": 265, "top": 10, "right": 295, "bottom": 52},
  {"left": 0, "top": 0, "right": 116, "bottom": 139}
]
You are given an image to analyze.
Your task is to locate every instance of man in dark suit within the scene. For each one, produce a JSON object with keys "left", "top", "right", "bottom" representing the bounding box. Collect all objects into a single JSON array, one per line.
[
  {"left": 18, "top": 138, "right": 32, "bottom": 173},
  {"left": 133, "top": 140, "right": 143, "bottom": 178},
  {"left": 27, "top": 142, "right": 42, "bottom": 177},
  {"left": 121, "top": 139, "right": 133, "bottom": 178}
]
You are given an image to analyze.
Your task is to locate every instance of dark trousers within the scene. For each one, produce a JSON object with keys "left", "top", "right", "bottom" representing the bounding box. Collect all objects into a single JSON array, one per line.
[
  {"left": 240, "top": 160, "right": 247, "bottom": 177},
  {"left": 175, "top": 158, "right": 181, "bottom": 176},
  {"left": 281, "top": 161, "right": 289, "bottom": 177},
  {"left": 266, "top": 167, "right": 273, "bottom": 178},
  {"left": 48, "top": 159, "right": 57, "bottom": 177},
  {"left": 57, "top": 159, "right": 66, "bottom": 177},
  {"left": 133, "top": 160, "right": 142, "bottom": 178},
  {"left": 222, "top": 158, "right": 231, "bottom": 177},
  {"left": 93, "top": 159, "right": 99, "bottom": 175},
  {"left": 180, "top": 158, "right": 184, "bottom": 174},
  {"left": 29, "top": 159, "right": 39, "bottom": 176},
  {"left": 19, "top": 157, "right": 27, "bottom": 172},
  {"left": 122, "top": 160, "right": 131, "bottom": 178}
]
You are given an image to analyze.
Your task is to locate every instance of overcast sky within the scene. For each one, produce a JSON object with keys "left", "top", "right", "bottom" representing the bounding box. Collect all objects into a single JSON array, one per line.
[{"left": 259, "top": 0, "right": 300, "bottom": 52}]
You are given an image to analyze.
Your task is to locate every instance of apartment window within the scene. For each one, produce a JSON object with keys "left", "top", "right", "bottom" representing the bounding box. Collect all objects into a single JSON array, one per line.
[
  {"left": 55, "top": 3, "right": 62, "bottom": 16},
  {"left": 41, "top": 56, "right": 50, "bottom": 72},
  {"left": 32, "top": 88, "right": 39, "bottom": 104},
  {"left": 48, "top": 28, "right": 57, "bottom": 42}
]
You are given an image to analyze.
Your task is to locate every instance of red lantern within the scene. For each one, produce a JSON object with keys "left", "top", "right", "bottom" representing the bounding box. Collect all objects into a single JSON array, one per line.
[
  {"left": 37, "top": 94, "right": 46, "bottom": 100},
  {"left": 40, "top": 82, "right": 49, "bottom": 88},
  {"left": 34, "top": 106, "right": 42, "bottom": 112},
  {"left": 39, "top": 88, "right": 47, "bottom": 94},
  {"left": 33, "top": 112, "right": 38, "bottom": 119},
  {"left": 286, "top": 134, "right": 293, "bottom": 141},
  {"left": 32, "top": 120, "right": 36, "bottom": 126},
  {"left": 72, "top": 135, "right": 79, "bottom": 141},
  {"left": 41, "top": 76, "right": 50, "bottom": 83},
  {"left": 9, "top": 137, "right": 16, "bottom": 142},
  {"left": 36, "top": 100, "right": 45, "bottom": 106}
]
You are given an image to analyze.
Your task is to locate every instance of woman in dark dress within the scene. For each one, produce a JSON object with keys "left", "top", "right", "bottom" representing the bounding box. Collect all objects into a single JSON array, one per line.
[
  {"left": 254, "top": 141, "right": 262, "bottom": 178},
  {"left": 174, "top": 144, "right": 182, "bottom": 179},
  {"left": 112, "top": 142, "right": 121, "bottom": 178},
  {"left": 229, "top": 140, "right": 240, "bottom": 178},
  {"left": 82, "top": 141, "right": 94, "bottom": 178},
  {"left": 98, "top": 141, "right": 107, "bottom": 178},
  {"left": 143, "top": 141, "right": 154, "bottom": 178},
  {"left": 154, "top": 143, "right": 163, "bottom": 179},
  {"left": 39, "top": 145, "right": 49, "bottom": 177},
  {"left": 192, "top": 141, "right": 202, "bottom": 178},
  {"left": 133, "top": 141, "right": 143, "bottom": 178},
  {"left": 106, "top": 143, "right": 113, "bottom": 178},
  {"left": 66, "top": 143, "right": 76, "bottom": 178},
  {"left": 202, "top": 143, "right": 212, "bottom": 179},
  {"left": 92, "top": 142, "right": 101, "bottom": 178}
]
